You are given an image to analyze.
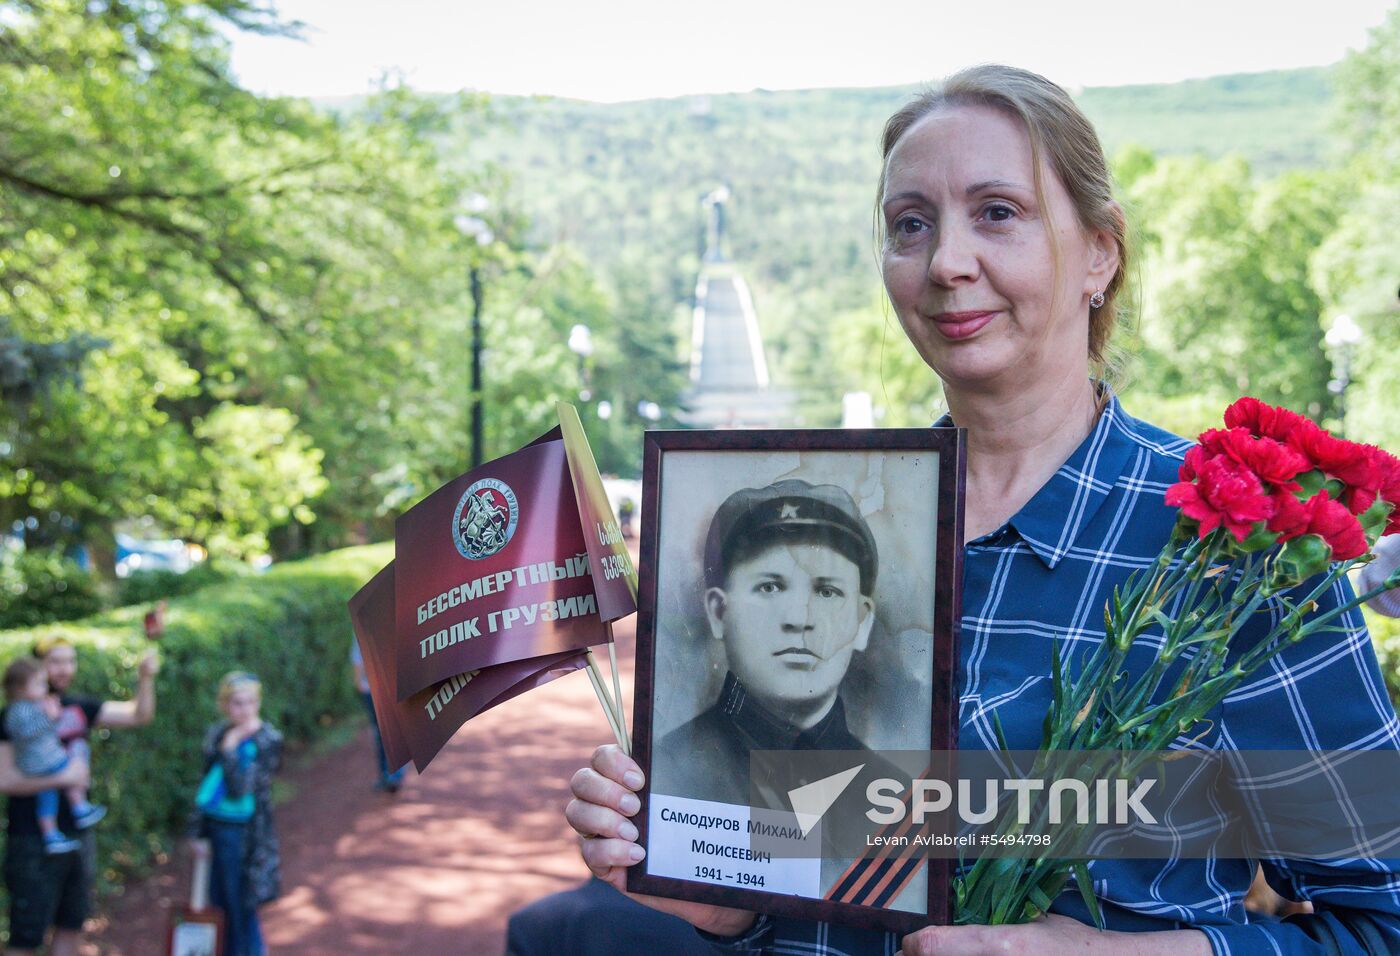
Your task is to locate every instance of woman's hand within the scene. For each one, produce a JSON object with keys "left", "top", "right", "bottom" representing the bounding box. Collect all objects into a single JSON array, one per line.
[
  {"left": 187, "top": 838, "right": 211, "bottom": 861},
  {"left": 900, "top": 914, "right": 1210, "bottom": 956},
  {"left": 220, "top": 719, "right": 262, "bottom": 753},
  {"left": 566, "top": 744, "right": 757, "bottom": 939}
]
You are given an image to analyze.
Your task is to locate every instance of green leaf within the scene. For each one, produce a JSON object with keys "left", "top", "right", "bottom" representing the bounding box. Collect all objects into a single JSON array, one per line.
[
  {"left": 1028, "top": 884, "right": 1054, "bottom": 914},
  {"left": 962, "top": 856, "right": 1021, "bottom": 924},
  {"left": 1359, "top": 498, "right": 1394, "bottom": 540},
  {"left": 1073, "top": 862, "right": 1104, "bottom": 929},
  {"left": 992, "top": 710, "right": 1012, "bottom": 755}
]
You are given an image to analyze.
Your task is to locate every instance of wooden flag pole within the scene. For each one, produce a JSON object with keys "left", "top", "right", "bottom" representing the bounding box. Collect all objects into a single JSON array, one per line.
[
  {"left": 585, "top": 649, "right": 628, "bottom": 754},
  {"left": 604, "top": 622, "right": 629, "bottom": 748}
]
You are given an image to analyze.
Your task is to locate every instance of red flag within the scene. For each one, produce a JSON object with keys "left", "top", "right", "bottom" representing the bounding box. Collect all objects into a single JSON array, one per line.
[
  {"left": 393, "top": 434, "right": 609, "bottom": 700},
  {"left": 350, "top": 409, "right": 632, "bottom": 773},
  {"left": 350, "top": 562, "right": 588, "bottom": 773}
]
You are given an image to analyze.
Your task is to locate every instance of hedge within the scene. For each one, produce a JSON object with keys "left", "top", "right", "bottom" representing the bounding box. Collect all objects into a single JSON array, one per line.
[{"left": 0, "top": 542, "right": 390, "bottom": 936}]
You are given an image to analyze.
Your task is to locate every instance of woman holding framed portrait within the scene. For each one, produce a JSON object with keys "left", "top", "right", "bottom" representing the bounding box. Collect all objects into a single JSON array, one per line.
[{"left": 560, "top": 64, "right": 1400, "bottom": 956}]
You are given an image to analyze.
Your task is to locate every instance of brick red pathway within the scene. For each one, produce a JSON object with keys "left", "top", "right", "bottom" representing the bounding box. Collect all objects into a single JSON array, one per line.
[{"left": 84, "top": 617, "right": 633, "bottom": 955}]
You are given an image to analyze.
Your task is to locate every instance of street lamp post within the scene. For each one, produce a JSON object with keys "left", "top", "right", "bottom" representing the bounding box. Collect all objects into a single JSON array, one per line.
[
  {"left": 1325, "top": 313, "right": 1363, "bottom": 434},
  {"left": 469, "top": 265, "right": 485, "bottom": 468},
  {"left": 455, "top": 197, "right": 494, "bottom": 470},
  {"left": 567, "top": 323, "right": 594, "bottom": 402}
]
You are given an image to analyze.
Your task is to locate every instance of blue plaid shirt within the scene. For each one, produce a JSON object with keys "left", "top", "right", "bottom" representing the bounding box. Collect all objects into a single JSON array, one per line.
[{"left": 705, "top": 394, "right": 1400, "bottom": 955}]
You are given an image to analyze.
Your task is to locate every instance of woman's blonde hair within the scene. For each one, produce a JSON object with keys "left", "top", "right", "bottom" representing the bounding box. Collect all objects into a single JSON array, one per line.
[
  {"left": 218, "top": 670, "right": 262, "bottom": 708},
  {"left": 876, "top": 64, "right": 1130, "bottom": 377}
]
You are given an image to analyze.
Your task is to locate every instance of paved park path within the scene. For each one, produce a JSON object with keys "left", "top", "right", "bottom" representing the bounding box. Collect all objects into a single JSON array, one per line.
[{"left": 85, "top": 600, "right": 633, "bottom": 954}]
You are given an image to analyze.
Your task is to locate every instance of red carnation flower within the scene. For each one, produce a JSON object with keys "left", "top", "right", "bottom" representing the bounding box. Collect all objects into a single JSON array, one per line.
[
  {"left": 1197, "top": 427, "right": 1308, "bottom": 490},
  {"left": 1178, "top": 444, "right": 1210, "bottom": 483},
  {"left": 1288, "top": 425, "right": 1378, "bottom": 496},
  {"left": 1267, "top": 488, "right": 1311, "bottom": 542},
  {"left": 1370, "top": 447, "right": 1400, "bottom": 536},
  {"left": 1341, "top": 445, "right": 1394, "bottom": 515},
  {"left": 1300, "top": 491, "right": 1368, "bottom": 560},
  {"left": 1166, "top": 454, "right": 1273, "bottom": 543},
  {"left": 1223, "top": 397, "right": 1310, "bottom": 442}
]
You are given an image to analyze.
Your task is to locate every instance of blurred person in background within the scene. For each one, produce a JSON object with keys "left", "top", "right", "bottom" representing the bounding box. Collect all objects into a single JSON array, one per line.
[
  {"left": 188, "top": 671, "right": 282, "bottom": 956},
  {"left": 1358, "top": 532, "right": 1400, "bottom": 617},
  {"left": 0, "top": 637, "right": 157, "bottom": 956},
  {"left": 352, "top": 635, "right": 405, "bottom": 792}
]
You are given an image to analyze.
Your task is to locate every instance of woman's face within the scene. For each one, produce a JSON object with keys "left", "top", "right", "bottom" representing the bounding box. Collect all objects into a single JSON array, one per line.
[
  {"left": 879, "top": 104, "right": 1116, "bottom": 391},
  {"left": 223, "top": 688, "right": 261, "bottom": 725}
]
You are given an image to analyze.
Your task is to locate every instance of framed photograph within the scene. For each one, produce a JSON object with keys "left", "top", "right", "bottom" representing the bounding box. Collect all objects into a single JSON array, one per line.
[
  {"left": 165, "top": 854, "right": 223, "bottom": 956},
  {"left": 628, "top": 428, "right": 964, "bottom": 934}
]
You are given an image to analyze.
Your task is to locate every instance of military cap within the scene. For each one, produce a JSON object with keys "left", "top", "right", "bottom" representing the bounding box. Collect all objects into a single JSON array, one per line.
[{"left": 703, "top": 479, "right": 878, "bottom": 595}]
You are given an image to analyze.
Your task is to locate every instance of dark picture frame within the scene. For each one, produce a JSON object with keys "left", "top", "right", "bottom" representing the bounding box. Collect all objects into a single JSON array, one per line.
[{"left": 627, "top": 428, "right": 964, "bottom": 935}]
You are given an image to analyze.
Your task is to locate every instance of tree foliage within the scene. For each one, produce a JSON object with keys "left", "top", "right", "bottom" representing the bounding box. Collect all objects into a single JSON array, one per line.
[
  {"left": 5, "top": 0, "right": 1399, "bottom": 569},
  {"left": 1320, "top": 6, "right": 1400, "bottom": 450},
  {"left": 1120, "top": 154, "right": 1340, "bottom": 416},
  {"left": 1, "top": 0, "right": 680, "bottom": 568},
  {"left": 1, "top": 0, "right": 466, "bottom": 558}
]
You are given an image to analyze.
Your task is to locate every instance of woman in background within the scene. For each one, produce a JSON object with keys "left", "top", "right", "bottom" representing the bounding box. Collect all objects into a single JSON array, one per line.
[{"left": 189, "top": 671, "right": 283, "bottom": 956}]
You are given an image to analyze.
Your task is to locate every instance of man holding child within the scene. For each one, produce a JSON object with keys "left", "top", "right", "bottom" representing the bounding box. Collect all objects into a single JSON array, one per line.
[{"left": 0, "top": 637, "right": 158, "bottom": 956}]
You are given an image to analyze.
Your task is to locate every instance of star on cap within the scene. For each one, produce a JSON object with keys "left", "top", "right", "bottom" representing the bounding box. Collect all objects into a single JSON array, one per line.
[{"left": 779, "top": 503, "right": 800, "bottom": 520}]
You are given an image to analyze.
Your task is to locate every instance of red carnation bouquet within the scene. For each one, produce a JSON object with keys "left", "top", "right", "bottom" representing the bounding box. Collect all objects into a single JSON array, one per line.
[
  {"left": 956, "top": 397, "right": 1400, "bottom": 927},
  {"left": 1167, "top": 397, "right": 1399, "bottom": 566}
]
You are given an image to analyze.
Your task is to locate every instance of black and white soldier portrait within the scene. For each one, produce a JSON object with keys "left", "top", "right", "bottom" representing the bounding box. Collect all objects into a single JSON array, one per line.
[
  {"left": 630, "top": 432, "right": 961, "bottom": 927},
  {"left": 648, "top": 450, "right": 940, "bottom": 808}
]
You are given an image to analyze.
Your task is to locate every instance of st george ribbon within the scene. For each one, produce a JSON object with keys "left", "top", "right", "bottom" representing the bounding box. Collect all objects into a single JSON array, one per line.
[{"left": 349, "top": 403, "right": 638, "bottom": 773}]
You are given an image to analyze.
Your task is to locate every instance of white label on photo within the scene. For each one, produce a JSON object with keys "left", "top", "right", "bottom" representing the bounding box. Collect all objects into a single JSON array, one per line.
[{"left": 647, "top": 793, "right": 820, "bottom": 897}]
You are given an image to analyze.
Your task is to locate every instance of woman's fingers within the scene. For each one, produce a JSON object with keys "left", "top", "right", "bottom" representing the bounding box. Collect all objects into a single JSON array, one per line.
[
  {"left": 591, "top": 743, "right": 645, "bottom": 790},
  {"left": 570, "top": 766, "right": 641, "bottom": 814},
  {"left": 577, "top": 834, "right": 647, "bottom": 876},
  {"left": 567, "top": 744, "right": 647, "bottom": 876},
  {"left": 565, "top": 795, "right": 640, "bottom": 843},
  {"left": 572, "top": 744, "right": 644, "bottom": 822}
]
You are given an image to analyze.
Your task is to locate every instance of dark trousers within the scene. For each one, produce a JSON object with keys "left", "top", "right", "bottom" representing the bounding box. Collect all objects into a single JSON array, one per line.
[
  {"left": 3, "top": 830, "right": 96, "bottom": 949},
  {"left": 506, "top": 877, "right": 715, "bottom": 956},
  {"left": 207, "top": 818, "right": 264, "bottom": 956}
]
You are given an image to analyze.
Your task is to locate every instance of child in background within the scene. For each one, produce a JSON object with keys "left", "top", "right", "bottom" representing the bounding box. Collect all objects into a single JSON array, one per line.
[
  {"left": 1, "top": 657, "right": 106, "bottom": 854},
  {"left": 188, "top": 671, "right": 283, "bottom": 956}
]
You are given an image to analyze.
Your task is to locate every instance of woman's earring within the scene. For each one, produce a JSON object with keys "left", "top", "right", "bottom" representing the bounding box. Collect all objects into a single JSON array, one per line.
[{"left": 1089, "top": 289, "right": 1106, "bottom": 309}]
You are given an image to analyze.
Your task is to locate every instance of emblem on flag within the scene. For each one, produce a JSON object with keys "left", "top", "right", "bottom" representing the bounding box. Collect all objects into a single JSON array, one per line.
[{"left": 453, "top": 478, "right": 520, "bottom": 560}]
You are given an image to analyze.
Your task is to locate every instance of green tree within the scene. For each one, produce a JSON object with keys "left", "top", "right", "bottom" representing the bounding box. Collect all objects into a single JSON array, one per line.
[
  {"left": 1123, "top": 155, "right": 1336, "bottom": 416},
  {"left": 1315, "top": 6, "right": 1400, "bottom": 449},
  {"left": 827, "top": 295, "right": 945, "bottom": 427},
  {"left": 0, "top": 0, "right": 498, "bottom": 561}
]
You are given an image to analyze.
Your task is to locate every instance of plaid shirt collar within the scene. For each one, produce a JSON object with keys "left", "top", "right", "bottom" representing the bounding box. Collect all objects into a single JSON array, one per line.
[{"left": 934, "top": 388, "right": 1139, "bottom": 570}]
